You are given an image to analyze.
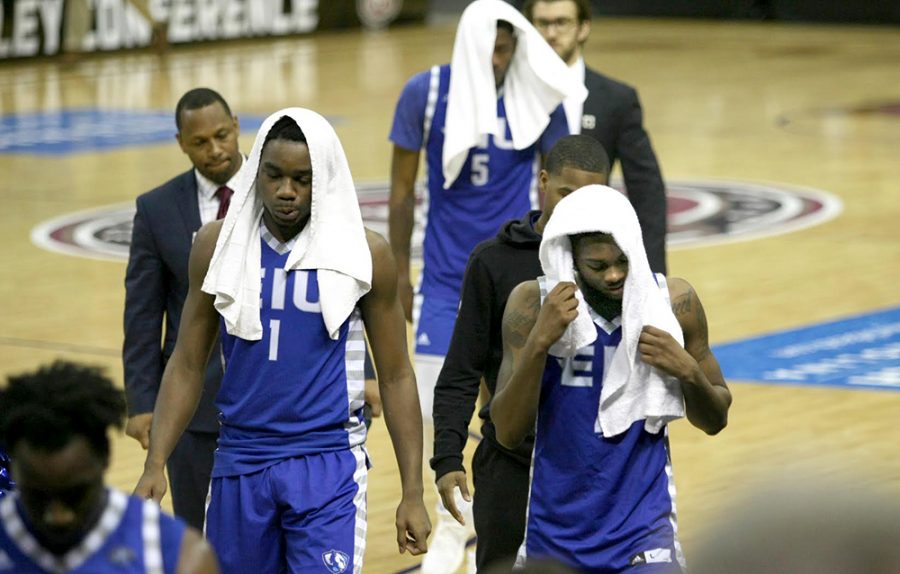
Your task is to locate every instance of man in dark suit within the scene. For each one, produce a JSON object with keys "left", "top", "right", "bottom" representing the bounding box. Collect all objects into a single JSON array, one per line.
[
  {"left": 525, "top": 0, "right": 668, "bottom": 275},
  {"left": 123, "top": 87, "right": 243, "bottom": 531}
]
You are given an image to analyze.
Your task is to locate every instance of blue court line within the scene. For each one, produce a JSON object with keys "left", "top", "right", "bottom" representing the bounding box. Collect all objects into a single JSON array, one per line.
[
  {"left": 713, "top": 305, "right": 900, "bottom": 392},
  {"left": 0, "top": 108, "right": 342, "bottom": 155}
]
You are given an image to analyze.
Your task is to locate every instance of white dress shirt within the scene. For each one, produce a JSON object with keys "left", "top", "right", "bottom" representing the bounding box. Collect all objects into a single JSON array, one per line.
[
  {"left": 194, "top": 157, "right": 244, "bottom": 225},
  {"left": 563, "top": 57, "right": 586, "bottom": 135}
]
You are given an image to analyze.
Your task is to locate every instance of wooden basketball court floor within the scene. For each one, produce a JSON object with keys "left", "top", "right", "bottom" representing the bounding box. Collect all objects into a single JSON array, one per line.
[{"left": 1, "top": 15, "right": 899, "bottom": 573}]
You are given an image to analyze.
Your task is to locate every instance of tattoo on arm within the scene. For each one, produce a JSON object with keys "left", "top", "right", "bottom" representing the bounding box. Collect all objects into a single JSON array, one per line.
[
  {"left": 527, "top": 292, "right": 541, "bottom": 314},
  {"left": 503, "top": 309, "right": 533, "bottom": 348},
  {"left": 696, "top": 302, "right": 709, "bottom": 339},
  {"left": 671, "top": 290, "right": 693, "bottom": 318},
  {"left": 683, "top": 287, "right": 712, "bottom": 361}
]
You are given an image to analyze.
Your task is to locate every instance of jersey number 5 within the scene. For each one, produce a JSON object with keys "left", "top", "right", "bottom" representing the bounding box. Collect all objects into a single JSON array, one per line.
[{"left": 471, "top": 153, "right": 489, "bottom": 186}]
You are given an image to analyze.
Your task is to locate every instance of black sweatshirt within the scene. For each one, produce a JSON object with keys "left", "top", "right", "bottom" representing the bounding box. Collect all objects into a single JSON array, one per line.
[{"left": 431, "top": 211, "right": 545, "bottom": 479}]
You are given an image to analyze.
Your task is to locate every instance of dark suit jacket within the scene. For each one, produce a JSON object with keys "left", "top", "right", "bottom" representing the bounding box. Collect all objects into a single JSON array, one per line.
[
  {"left": 581, "top": 67, "right": 667, "bottom": 274},
  {"left": 123, "top": 170, "right": 221, "bottom": 433}
]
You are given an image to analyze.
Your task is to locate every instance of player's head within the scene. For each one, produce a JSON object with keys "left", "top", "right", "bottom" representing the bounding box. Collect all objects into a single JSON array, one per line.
[
  {"left": 175, "top": 87, "right": 242, "bottom": 186},
  {"left": 493, "top": 20, "right": 517, "bottom": 87},
  {"left": 0, "top": 360, "right": 126, "bottom": 553},
  {"left": 539, "top": 135, "right": 610, "bottom": 223},
  {"left": 570, "top": 231, "right": 628, "bottom": 302},
  {"left": 524, "top": 0, "right": 591, "bottom": 65},
  {"left": 256, "top": 115, "right": 311, "bottom": 239}
]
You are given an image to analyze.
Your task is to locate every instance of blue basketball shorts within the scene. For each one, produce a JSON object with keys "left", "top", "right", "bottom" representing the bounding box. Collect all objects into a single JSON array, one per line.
[
  {"left": 205, "top": 446, "right": 368, "bottom": 574},
  {"left": 411, "top": 295, "right": 460, "bottom": 421},
  {"left": 412, "top": 295, "right": 459, "bottom": 358}
]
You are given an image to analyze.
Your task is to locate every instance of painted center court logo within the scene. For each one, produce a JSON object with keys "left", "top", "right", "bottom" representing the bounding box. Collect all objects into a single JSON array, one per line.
[
  {"left": 322, "top": 549, "right": 350, "bottom": 573},
  {"left": 30, "top": 180, "right": 841, "bottom": 262}
]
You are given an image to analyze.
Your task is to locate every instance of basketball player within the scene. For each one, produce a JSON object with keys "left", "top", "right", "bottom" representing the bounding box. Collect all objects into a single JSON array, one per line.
[
  {"left": 492, "top": 187, "right": 731, "bottom": 572},
  {"left": 0, "top": 360, "right": 218, "bottom": 574},
  {"left": 432, "top": 135, "right": 610, "bottom": 571},
  {"left": 389, "top": 2, "right": 572, "bottom": 568},
  {"left": 134, "top": 110, "right": 430, "bottom": 573}
]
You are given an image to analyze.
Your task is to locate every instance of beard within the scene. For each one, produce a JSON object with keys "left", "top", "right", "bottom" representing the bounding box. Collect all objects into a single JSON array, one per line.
[{"left": 577, "top": 274, "right": 623, "bottom": 321}]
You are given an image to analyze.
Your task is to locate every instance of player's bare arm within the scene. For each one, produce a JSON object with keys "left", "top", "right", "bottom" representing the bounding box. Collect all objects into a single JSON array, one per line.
[
  {"left": 176, "top": 528, "right": 220, "bottom": 574},
  {"left": 134, "top": 220, "right": 223, "bottom": 502},
  {"left": 359, "top": 228, "right": 432, "bottom": 556},
  {"left": 388, "top": 145, "right": 421, "bottom": 321},
  {"left": 492, "top": 281, "right": 578, "bottom": 449},
  {"left": 638, "top": 277, "right": 731, "bottom": 434}
]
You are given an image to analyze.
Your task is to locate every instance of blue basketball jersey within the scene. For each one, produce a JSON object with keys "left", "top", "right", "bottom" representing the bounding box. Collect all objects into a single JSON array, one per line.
[
  {"left": 390, "top": 65, "right": 569, "bottom": 300},
  {"left": 0, "top": 489, "right": 185, "bottom": 574},
  {"left": 214, "top": 227, "right": 367, "bottom": 478},
  {"left": 521, "top": 277, "right": 684, "bottom": 573}
]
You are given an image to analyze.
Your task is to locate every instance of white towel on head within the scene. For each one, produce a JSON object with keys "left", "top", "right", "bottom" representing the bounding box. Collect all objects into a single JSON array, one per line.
[
  {"left": 442, "top": 0, "right": 587, "bottom": 188},
  {"left": 539, "top": 185, "right": 685, "bottom": 437},
  {"left": 202, "top": 107, "right": 372, "bottom": 341}
]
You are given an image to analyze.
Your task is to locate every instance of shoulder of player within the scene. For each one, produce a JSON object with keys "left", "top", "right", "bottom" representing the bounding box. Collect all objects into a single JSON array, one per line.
[
  {"left": 191, "top": 220, "right": 223, "bottom": 265},
  {"left": 402, "top": 65, "right": 444, "bottom": 95},
  {"left": 501, "top": 280, "right": 541, "bottom": 347},
  {"left": 666, "top": 276, "right": 694, "bottom": 301},
  {"left": 364, "top": 227, "right": 399, "bottom": 280},
  {"left": 666, "top": 276, "right": 706, "bottom": 329},
  {"left": 506, "top": 280, "right": 541, "bottom": 315}
]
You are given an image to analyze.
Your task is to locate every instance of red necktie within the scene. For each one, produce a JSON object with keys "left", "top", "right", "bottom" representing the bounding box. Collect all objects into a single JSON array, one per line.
[{"left": 215, "top": 186, "right": 233, "bottom": 220}]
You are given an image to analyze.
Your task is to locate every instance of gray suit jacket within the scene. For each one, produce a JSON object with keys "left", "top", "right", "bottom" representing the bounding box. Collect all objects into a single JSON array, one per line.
[
  {"left": 581, "top": 66, "right": 667, "bottom": 274},
  {"left": 123, "top": 169, "right": 221, "bottom": 433}
]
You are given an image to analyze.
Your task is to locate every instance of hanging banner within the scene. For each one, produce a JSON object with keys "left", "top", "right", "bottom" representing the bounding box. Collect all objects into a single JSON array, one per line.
[{"left": 0, "top": 0, "right": 425, "bottom": 59}]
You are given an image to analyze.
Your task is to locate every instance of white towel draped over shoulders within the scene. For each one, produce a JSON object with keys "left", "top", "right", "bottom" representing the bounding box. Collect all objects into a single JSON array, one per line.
[{"left": 202, "top": 107, "right": 372, "bottom": 341}]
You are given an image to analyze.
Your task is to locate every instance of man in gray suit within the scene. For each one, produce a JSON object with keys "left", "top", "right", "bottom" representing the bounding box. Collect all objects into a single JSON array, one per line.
[
  {"left": 525, "top": 0, "right": 668, "bottom": 274},
  {"left": 123, "top": 87, "right": 243, "bottom": 530}
]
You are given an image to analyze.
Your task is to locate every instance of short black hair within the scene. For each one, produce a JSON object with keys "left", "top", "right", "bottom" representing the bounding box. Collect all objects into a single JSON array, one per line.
[
  {"left": 0, "top": 361, "right": 126, "bottom": 461},
  {"left": 523, "top": 0, "right": 592, "bottom": 22},
  {"left": 262, "top": 115, "right": 308, "bottom": 151},
  {"left": 545, "top": 135, "right": 610, "bottom": 177},
  {"left": 175, "top": 87, "right": 233, "bottom": 131},
  {"left": 497, "top": 19, "right": 514, "bottom": 35}
]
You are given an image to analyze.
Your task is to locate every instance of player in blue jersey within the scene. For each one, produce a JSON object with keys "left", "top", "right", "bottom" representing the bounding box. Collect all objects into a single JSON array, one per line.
[
  {"left": 432, "top": 135, "right": 610, "bottom": 573},
  {"left": 389, "top": 1, "right": 574, "bottom": 568},
  {"left": 492, "top": 188, "right": 732, "bottom": 573},
  {"left": 134, "top": 109, "right": 430, "bottom": 573},
  {"left": 0, "top": 360, "right": 217, "bottom": 574}
]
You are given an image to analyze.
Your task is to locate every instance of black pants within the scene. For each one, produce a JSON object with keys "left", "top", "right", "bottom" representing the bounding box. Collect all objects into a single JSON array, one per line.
[
  {"left": 472, "top": 439, "right": 531, "bottom": 573},
  {"left": 167, "top": 429, "right": 218, "bottom": 531}
]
